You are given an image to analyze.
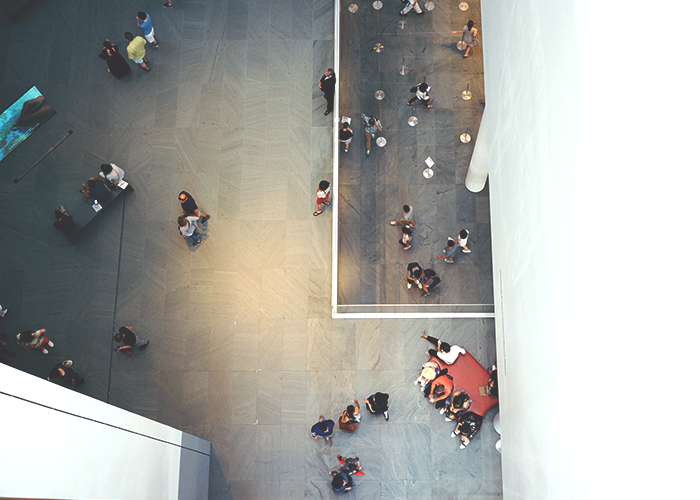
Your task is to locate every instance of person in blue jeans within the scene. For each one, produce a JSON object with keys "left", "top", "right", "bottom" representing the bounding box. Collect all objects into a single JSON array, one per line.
[
  {"left": 330, "top": 469, "right": 353, "bottom": 493},
  {"left": 438, "top": 237, "right": 458, "bottom": 263},
  {"left": 178, "top": 215, "right": 202, "bottom": 246},
  {"left": 310, "top": 415, "right": 335, "bottom": 442}
]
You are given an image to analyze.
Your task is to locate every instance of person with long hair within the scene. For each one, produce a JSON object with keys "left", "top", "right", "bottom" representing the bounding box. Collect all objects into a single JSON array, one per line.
[{"left": 452, "top": 20, "right": 478, "bottom": 58}]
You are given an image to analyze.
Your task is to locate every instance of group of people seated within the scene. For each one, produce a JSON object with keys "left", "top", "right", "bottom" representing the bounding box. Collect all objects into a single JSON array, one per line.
[
  {"left": 407, "top": 262, "right": 441, "bottom": 297},
  {"left": 53, "top": 163, "right": 126, "bottom": 235},
  {"left": 417, "top": 331, "right": 486, "bottom": 449}
]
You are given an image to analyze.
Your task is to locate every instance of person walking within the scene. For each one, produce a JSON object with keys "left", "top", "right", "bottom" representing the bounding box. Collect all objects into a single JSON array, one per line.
[
  {"left": 319, "top": 69, "right": 336, "bottom": 116},
  {"left": 178, "top": 191, "right": 210, "bottom": 223},
  {"left": 16, "top": 329, "right": 54, "bottom": 355},
  {"left": 401, "top": 0, "right": 423, "bottom": 16},
  {"left": 336, "top": 455, "right": 365, "bottom": 476},
  {"left": 137, "top": 11, "right": 160, "bottom": 48},
  {"left": 456, "top": 228, "right": 471, "bottom": 253},
  {"left": 329, "top": 469, "right": 353, "bottom": 493},
  {"left": 113, "top": 326, "right": 150, "bottom": 353},
  {"left": 339, "top": 122, "right": 353, "bottom": 152},
  {"left": 178, "top": 215, "right": 203, "bottom": 246},
  {"left": 48, "top": 360, "right": 85, "bottom": 389},
  {"left": 361, "top": 114, "right": 382, "bottom": 156},
  {"left": 311, "top": 415, "right": 335, "bottom": 442},
  {"left": 437, "top": 238, "right": 458, "bottom": 263},
  {"left": 399, "top": 226, "right": 413, "bottom": 250},
  {"left": 0, "top": 306, "right": 6, "bottom": 318},
  {"left": 124, "top": 32, "right": 150, "bottom": 71},
  {"left": 364, "top": 392, "right": 390, "bottom": 421},
  {"left": 452, "top": 20, "right": 478, "bottom": 58},
  {"left": 407, "top": 82, "right": 432, "bottom": 108},
  {"left": 390, "top": 205, "right": 416, "bottom": 227},
  {"left": 314, "top": 180, "right": 331, "bottom": 216},
  {"left": 163, "top": 1, "right": 173, "bottom": 8},
  {"left": 99, "top": 40, "right": 131, "bottom": 78}
]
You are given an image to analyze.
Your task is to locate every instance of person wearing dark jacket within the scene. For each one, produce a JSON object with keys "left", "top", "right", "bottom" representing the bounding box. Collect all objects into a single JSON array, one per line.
[
  {"left": 53, "top": 209, "right": 76, "bottom": 234},
  {"left": 364, "top": 392, "right": 390, "bottom": 421},
  {"left": 319, "top": 69, "right": 336, "bottom": 116},
  {"left": 113, "top": 326, "right": 149, "bottom": 352},
  {"left": 83, "top": 178, "right": 111, "bottom": 205}
]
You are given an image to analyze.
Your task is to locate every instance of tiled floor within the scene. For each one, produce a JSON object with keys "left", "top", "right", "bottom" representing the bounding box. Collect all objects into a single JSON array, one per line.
[
  {"left": 336, "top": 0, "right": 493, "bottom": 311},
  {"left": 0, "top": 1, "right": 501, "bottom": 499}
]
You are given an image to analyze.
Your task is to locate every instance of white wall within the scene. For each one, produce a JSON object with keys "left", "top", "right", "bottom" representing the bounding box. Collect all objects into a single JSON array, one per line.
[
  {"left": 481, "top": 1, "right": 699, "bottom": 498},
  {"left": 0, "top": 364, "right": 210, "bottom": 500}
]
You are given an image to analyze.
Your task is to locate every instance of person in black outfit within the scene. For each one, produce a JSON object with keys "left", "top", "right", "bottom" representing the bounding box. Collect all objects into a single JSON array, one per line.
[
  {"left": 179, "top": 191, "right": 210, "bottom": 223},
  {"left": 422, "top": 268, "right": 440, "bottom": 296},
  {"left": 407, "top": 262, "right": 424, "bottom": 290},
  {"left": 48, "top": 361, "right": 85, "bottom": 389},
  {"left": 363, "top": 391, "right": 390, "bottom": 421},
  {"left": 452, "top": 411, "right": 483, "bottom": 449},
  {"left": 53, "top": 209, "right": 76, "bottom": 234},
  {"left": 319, "top": 68, "right": 336, "bottom": 116},
  {"left": 99, "top": 40, "right": 131, "bottom": 78},
  {"left": 83, "top": 178, "right": 111, "bottom": 205},
  {"left": 113, "top": 325, "right": 150, "bottom": 352}
]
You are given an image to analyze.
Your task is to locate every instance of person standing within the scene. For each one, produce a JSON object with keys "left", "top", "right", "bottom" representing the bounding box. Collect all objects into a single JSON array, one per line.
[
  {"left": 338, "top": 400, "right": 361, "bottom": 432},
  {"left": 178, "top": 191, "right": 210, "bottom": 223},
  {"left": 364, "top": 392, "right": 390, "bottom": 421},
  {"left": 319, "top": 69, "right": 336, "bottom": 116},
  {"left": 17, "top": 329, "right": 54, "bottom": 355},
  {"left": 48, "top": 360, "right": 85, "bottom": 389},
  {"left": 124, "top": 32, "right": 150, "bottom": 71},
  {"left": 178, "top": 215, "right": 203, "bottom": 246},
  {"left": 53, "top": 208, "right": 76, "bottom": 234},
  {"left": 329, "top": 469, "right": 353, "bottom": 493},
  {"left": 163, "top": 0, "right": 173, "bottom": 8},
  {"left": 113, "top": 326, "right": 150, "bottom": 353},
  {"left": 0, "top": 306, "right": 7, "bottom": 318},
  {"left": 311, "top": 415, "right": 335, "bottom": 442},
  {"left": 313, "top": 180, "right": 331, "bottom": 216},
  {"left": 390, "top": 205, "right": 416, "bottom": 227},
  {"left": 339, "top": 122, "right": 353, "bottom": 152},
  {"left": 452, "top": 20, "right": 478, "bottom": 58},
  {"left": 137, "top": 11, "right": 159, "bottom": 48},
  {"left": 361, "top": 114, "right": 382, "bottom": 156},
  {"left": 401, "top": 0, "right": 423, "bottom": 16},
  {"left": 99, "top": 40, "right": 131, "bottom": 78}
]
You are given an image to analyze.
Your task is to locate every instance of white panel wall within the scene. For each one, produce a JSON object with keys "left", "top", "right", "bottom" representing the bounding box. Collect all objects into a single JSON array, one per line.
[
  {"left": 480, "top": 1, "right": 699, "bottom": 498},
  {"left": 0, "top": 364, "right": 210, "bottom": 500}
]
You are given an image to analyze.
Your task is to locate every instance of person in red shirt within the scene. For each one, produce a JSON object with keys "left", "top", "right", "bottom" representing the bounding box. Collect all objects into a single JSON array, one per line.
[{"left": 425, "top": 371, "right": 453, "bottom": 409}]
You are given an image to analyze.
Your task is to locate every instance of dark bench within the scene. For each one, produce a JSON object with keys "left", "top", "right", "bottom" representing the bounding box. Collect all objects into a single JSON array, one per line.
[
  {"left": 3, "top": 0, "right": 36, "bottom": 22},
  {"left": 67, "top": 182, "right": 133, "bottom": 241}
]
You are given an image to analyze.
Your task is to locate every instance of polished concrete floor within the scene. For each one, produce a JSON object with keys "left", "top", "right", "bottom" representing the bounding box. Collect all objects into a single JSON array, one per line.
[
  {"left": 336, "top": 0, "right": 493, "bottom": 312},
  {"left": 0, "top": 1, "right": 501, "bottom": 499}
]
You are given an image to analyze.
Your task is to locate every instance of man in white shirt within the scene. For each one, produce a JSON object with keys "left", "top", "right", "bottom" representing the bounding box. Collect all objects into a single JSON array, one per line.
[
  {"left": 178, "top": 215, "right": 202, "bottom": 246},
  {"left": 421, "top": 330, "right": 466, "bottom": 364}
]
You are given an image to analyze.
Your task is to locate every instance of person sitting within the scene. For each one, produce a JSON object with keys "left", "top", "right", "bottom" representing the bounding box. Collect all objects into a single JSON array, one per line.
[
  {"left": 311, "top": 415, "right": 335, "bottom": 442},
  {"left": 48, "top": 360, "right": 85, "bottom": 389},
  {"left": 338, "top": 399, "right": 361, "bottom": 432},
  {"left": 336, "top": 455, "right": 365, "bottom": 476},
  {"left": 330, "top": 469, "right": 353, "bottom": 493},
  {"left": 420, "top": 330, "right": 466, "bottom": 364},
  {"left": 421, "top": 268, "right": 440, "bottom": 296},
  {"left": 441, "top": 390, "right": 471, "bottom": 421},
  {"left": 82, "top": 178, "right": 111, "bottom": 205},
  {"left": 406, "top": 262, "right": 424, "bottom": 290},
  {"left": 364, "top": 391, "right": 390, "bottom": 421},
  {"left": 53, "top": 208, "right": 76, "bottom": 234},
  {"left": 407, "top": 82, "right": 433, "bottom": 108},
  {"left": 99, "top": 163, "right": 125, "bottom": 189},
  {"left": 424, "top": 370, "right": 454, "bottom": 409},
  {"left": 413, "top": 360, "right": 440, "bottom": 388},
  {"left": 452, "top": 411, "right": 483, "bottom": 449},
  {"left": 488, "top": 364, "right": 498, "bottom": 397}
]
